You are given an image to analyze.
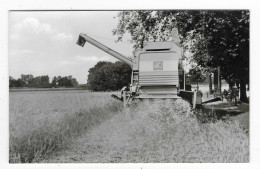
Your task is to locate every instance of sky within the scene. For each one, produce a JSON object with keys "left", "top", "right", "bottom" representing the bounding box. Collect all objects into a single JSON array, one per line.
[{"left": 9, "top": 11, "right": 134, "bottom": 84}]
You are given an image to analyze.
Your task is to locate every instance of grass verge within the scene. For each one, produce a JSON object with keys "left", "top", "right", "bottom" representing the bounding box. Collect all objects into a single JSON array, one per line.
[{"left": 122, "top": 99, "right": 249, "bottom": 162}]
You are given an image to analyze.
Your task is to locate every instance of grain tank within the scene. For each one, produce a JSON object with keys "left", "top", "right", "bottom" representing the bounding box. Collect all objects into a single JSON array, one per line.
[{"left": 76, "top": 28, "right": 200, "bottom": 107}]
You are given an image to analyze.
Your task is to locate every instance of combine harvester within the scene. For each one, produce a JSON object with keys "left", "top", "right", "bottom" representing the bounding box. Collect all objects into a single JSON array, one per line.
[{"left": 76, "top": 28, "right": 202, "bottom": 108}]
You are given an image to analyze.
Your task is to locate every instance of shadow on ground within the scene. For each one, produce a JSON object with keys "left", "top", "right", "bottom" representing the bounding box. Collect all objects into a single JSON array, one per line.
[{"left": 201, "top": 101, "right": 249, "bottom": 132}]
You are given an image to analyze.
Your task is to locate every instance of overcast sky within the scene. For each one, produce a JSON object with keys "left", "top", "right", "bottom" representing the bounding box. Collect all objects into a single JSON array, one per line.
[{"left": 9, "top": 11, "right": 134, "bottom": 84}]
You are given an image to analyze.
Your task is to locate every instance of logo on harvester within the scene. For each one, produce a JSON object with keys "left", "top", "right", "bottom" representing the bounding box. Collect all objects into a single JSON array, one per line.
[{"left": 153, "top": 61, "right": 163, "bottom": 70}]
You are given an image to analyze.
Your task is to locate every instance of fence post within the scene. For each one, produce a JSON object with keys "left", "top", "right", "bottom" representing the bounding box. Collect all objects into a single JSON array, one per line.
[
  {"left": 193, "top": 90, "right": 197, "bottom": 109},
  {"left": 123, "top": 91, "right": 126, "bottom": 107}
]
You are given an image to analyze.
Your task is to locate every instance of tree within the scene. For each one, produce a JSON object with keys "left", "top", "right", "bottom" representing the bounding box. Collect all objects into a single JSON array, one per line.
[
  {"left": 51, "top": 76, "right": 79, "bottom": 88},
  {"left": 88, "top": 61, "right": 110, "bottom": 91},
  {"left": 20, "top": 74, "right": 34, "bottom": 87},
  {"left": 176, "top": 11, "right": 249, "bottom": 101},
  {"left": 188, "top": 66, "right": 207, "bottom": 90},
  {"left": 71, "top": 78, "right": 79, "bottom": 87},
  {"left": 113, "top": 11, "right": 178, "bottom": 49},
  {"left": 113, "top": 61, "right": 132, "bottom": 89},
  {"left": 9, "top": 76, "right": 15, "bottom": 87},
  {"left": 9, "top": 76, "right": 23, "bottom": 87},
  {"left": 51, "top": 76, "right": 58, "bottom": 88},
  {"left": 113, "top": 10, "right": 249, "bottom": 102},
  {"left": 34, "top": 75, "right": 50, "bottom": 88},
  {"left": 87, "top": 61, "right": 132, "bottom": 91},
  {"left": 59, "top": 76, "right": 73, "bottom": 87}
]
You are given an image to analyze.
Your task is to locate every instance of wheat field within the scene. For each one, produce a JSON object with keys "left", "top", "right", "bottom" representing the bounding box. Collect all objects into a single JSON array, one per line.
[
  {"left": 9, "top": 90, "right": 249, "bottom": 163},
  {"left": 9, "top": 90, "right": 122, "bottom": 162}
]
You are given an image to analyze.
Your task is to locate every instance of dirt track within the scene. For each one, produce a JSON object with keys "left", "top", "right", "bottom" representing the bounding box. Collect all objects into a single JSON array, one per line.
[{"left": 41, "top": 110, "right": 141, "bottom": 163}]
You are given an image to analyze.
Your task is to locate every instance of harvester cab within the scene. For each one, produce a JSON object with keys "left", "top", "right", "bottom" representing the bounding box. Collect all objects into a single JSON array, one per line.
[{"left": 76, "top": 28, "right": 202, "bottom": 108}]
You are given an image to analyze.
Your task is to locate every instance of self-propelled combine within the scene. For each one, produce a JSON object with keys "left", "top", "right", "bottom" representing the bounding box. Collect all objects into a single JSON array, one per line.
[{"left": 76, "top": 28, "right": 202, "bottom": 108}]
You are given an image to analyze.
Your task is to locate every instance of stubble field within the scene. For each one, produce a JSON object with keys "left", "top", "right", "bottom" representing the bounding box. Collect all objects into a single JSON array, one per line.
[{"left": 9, "top": 90, "right": 249, "bottom": 163}]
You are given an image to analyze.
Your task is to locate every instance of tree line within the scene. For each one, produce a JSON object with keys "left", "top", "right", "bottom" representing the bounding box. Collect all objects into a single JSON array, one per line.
[
  {"left": 9, "top": 74, "right": 79, "bottom": 88},
  {"left": 113, "top": 10, "right": 249, "bottom": 102}
]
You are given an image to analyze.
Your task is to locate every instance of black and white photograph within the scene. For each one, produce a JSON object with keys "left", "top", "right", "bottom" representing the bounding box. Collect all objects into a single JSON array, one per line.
[
  {"left": 7, "top": 9, "right": 250, "bottom": 163},
  {"left": 2, "top": 0, "right": 260, "bottom": 168}
]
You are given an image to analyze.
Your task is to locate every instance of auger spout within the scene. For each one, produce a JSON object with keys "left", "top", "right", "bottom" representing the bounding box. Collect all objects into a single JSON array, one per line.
[{"left": 76, "top": 33, "right": 134, "bottom": 67}]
